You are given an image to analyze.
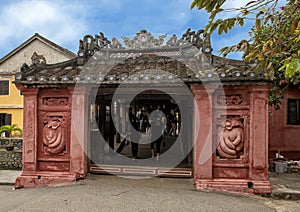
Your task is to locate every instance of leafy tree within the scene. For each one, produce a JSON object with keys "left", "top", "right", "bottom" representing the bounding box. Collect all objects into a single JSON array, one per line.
[
  {"left": 191, "top": 0, "right": 300, "bottom": 109},
  {"left": 0, "top": 124, "right": 22, "bottom": 138}
]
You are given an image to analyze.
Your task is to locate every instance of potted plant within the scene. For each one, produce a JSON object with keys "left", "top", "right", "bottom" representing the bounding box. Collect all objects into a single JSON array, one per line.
[{"left": 0, "top": 124, "right": 22, "bottom": 151}]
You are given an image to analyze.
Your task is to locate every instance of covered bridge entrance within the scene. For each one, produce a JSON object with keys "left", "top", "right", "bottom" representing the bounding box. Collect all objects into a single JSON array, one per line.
[{"left": 14, "top": 29, "right": 271, "bottom": 194}]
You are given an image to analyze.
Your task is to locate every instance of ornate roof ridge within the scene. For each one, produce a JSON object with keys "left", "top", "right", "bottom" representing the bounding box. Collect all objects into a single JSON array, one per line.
[
  {"left": 77, "top": 29, "right": 212, "bottom": 59},
  {"left": 14, "top": 29, "right": 268, "bottom": 86},
  {"left": 212, "top": 55, "right": 251, "bottom": 66}
]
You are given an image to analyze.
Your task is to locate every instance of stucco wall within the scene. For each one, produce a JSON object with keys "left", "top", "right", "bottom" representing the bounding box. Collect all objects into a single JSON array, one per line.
[
  {"left": 0, "top": 39, "right": 74, "bottom": 74},
  {"left": 269, "top": 87, "right": 300, "bottom": 160}
]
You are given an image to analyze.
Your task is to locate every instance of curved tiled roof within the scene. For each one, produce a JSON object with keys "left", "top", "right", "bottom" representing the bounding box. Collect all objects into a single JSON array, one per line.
[{"left": 14, "top": 29, "right": 266, "bottom": 87}]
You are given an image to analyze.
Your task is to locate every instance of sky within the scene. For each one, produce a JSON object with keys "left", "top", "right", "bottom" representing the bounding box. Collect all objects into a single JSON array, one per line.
[{"left": 0, "top": 0, "right": 254, "bottom": 60}]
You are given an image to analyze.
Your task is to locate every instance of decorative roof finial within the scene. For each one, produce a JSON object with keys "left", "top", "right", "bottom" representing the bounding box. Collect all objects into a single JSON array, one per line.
[{"left": 31, "top": 52, "right": 46, "bottom": 66}]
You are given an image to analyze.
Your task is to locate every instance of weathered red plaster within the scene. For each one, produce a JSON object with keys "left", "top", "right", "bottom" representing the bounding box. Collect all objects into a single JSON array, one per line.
[
  {"left": 269, "top": 87, "right": 300, "bottom": 160},
  {"left": 191, "top": 84, "right": 271, "bottom": 194},
  {"left": 14, "top": 82, "right": 271, "bottom": 193},
  {"left": 14, "top": 85, "right": 89, "bottom": 188}
]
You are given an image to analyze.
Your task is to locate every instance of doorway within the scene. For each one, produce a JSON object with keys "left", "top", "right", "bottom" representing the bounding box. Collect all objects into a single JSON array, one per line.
[{"left": 89, "top": 88, "right": 193, "bottom": 177}]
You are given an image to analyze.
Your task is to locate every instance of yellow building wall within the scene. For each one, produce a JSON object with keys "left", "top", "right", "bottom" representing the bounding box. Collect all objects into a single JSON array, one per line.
[
  {"left": 0, "top": 109, "right": 23, "bottom": 130},
  {"left": 0, "top": 75, "right": 23, "bottom": 129},
  {"left": 0, "top": 76, "right": 23, "bottom": 106}
]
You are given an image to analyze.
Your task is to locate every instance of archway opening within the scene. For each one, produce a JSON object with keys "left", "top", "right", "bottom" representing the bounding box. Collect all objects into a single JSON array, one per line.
[{"left": 89, "top": 87, "right": 193, "bottom": 177}]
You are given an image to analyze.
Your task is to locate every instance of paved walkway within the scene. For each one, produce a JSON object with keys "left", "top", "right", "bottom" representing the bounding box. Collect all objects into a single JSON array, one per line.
[
  {"left": 0, "top": 170, "right": 21, "bottom": 185},
  {"left": 269, "top": 172, "right": 300, "bottom": 200},
  {"left": 0, "top": 174, "right": 280, "bottom": 212},
  {"left": 0, "top": 170, "right": 299, "bottom": 200},
  {"left": 0, "top": 170, "right": 299, "bottom": 211}
]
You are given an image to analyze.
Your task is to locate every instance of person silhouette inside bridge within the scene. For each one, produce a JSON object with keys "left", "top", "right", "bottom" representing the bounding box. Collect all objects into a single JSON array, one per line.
[
  {"left": 129, "top": 112, "right": 141, "bottom": 160},
  {"left": 149, "top": 108, "right": 165, "bottom": 161}
]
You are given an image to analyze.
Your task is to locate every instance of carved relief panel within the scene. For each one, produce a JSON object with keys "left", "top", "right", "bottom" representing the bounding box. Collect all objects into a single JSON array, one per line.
[
  {"left": 39, "top": 96, "right": 71, "bottom": 110},
  {"left": 213, "top": 114, "right": 250, "bottom": 179},
  {"left": 42, "top": 97, "right": 69, "bottom": 107},
  {"left": 216, "top": 116, "right": 244, "bottom": 159},
  {"left": 217, "top": 94, "right": 244, "bottom": 106},
  {"left": 213, "top": 87, "right": 250, "bottom": 162},
  {"left": 37, "top": 89, "right": 71, "bottom": 162},
  {"left": 39, "top": 112, "right": 70, "bottom": 157},
  {"left": 214, "top": 88, "right": 249, "bottom": 107},
  {"left": 211, "top": 87, "right": 251, "bottom": 180},
  {"left": 42, "top": 115, "right": 66, "bottom": 155}
]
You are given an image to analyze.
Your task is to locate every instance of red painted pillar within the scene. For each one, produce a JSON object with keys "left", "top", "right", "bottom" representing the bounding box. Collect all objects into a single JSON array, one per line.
[
  {"left": 14, "top": 87, "right": 39, "bottom": 188},
  {"left": 249, "top": 85, "right": 271, "bottom": 193},
  {"left": 68, "top": 87, "right": 90, "bottom": 178},
  {"left": 17, "top": 87, "right": 39, "bottom": 173},
  {"left": 191, "top": 85, "right": 216, "bottom": 189}
]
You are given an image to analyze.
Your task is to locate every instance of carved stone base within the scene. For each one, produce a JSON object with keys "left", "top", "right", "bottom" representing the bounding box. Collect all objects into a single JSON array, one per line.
[
  {"left": 194, "top": 179, "right": 271, "bottom": 194},
  {"left": 14, "top": 171, "right": 86, "bottom": 189}
]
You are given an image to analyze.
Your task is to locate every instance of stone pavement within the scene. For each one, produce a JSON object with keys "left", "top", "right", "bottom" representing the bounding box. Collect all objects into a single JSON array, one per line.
[
  {"left": 0, "top": 170, "right": 299, "bottom": 211},
  {"left": 0, "top": 170, "right": 21, "bottom": 185},
  {"left": 0, "top": 174, "right": 278, "bottom": 212},
  {"left": 269, "top": 172, "right": 300, "bottom": 200},
  {"left": 0, "top": 170, "right": 299, "bottom": 200}
]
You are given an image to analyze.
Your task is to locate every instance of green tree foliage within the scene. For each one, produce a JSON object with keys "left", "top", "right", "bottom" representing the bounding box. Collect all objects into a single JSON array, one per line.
[
  {"left": 191, "top": 0, "right": 300, "bottom": 109},
  {"left": 0, "top": 124, "right": 22, "bottom": 138}
]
